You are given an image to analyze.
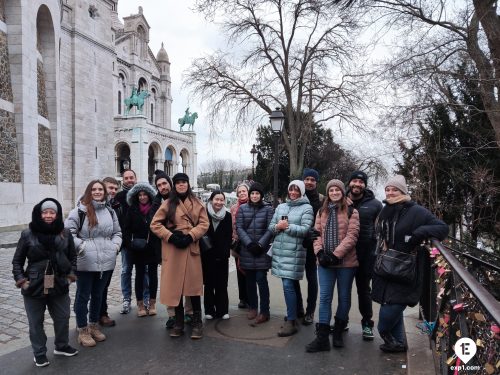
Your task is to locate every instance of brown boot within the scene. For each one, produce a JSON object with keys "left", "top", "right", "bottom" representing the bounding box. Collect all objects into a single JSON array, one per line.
[
  {"left": 137, "top": 300, "right": 147, "bottom": 317},
  {"left": 170, "top": 306, "right": 184, "bottom": 337},
  {"left": 99, "top": 314, "right": 116, "bottom": 327},
  {"left": 190, "top": 311, "right": 203, "bottom": 339},
  {"left": 148, "top": 299, "right": 157, "bottom": 316},
  {"left": 255, "top": 314, "right": 270, "bottom": 324},
  {"left": 278, "top": 320, "right": 298, "bottom": 337},
  {"left": 78, "top": 327, "right": 96, "bottom": 347},
  {"left": 88, "top": 323, "right": 106, "bottom": 342},
  {"left": 247, "top": 309, "right": 257, "bottom": 320}
]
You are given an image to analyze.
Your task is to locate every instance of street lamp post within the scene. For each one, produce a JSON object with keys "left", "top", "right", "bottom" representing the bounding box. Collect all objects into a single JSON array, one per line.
[
  {"left": 269, "top": 108, "right": 285, "bottom": 208},
  {"left": 250, "top": 144, "right": 258, "bottom": 180}
]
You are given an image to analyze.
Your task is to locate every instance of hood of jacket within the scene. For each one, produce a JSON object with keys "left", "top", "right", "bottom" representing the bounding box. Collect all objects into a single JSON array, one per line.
[
  {"left": 126, "top": 182, "right": 157, "bottom": 206},
  {"left": 286, "top": 195, "right": 310, "bottom": 207}
]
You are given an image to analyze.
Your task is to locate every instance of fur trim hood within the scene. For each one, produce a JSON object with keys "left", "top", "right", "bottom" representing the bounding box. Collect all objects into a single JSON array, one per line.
[{"left": 126, "top": 182, "right": 157, "bottom": 206}]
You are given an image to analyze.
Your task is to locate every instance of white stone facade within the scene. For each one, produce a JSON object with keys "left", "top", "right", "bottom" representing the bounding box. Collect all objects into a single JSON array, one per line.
[{"left": 0, "top": 0, "right": 197, "bottom": 228}]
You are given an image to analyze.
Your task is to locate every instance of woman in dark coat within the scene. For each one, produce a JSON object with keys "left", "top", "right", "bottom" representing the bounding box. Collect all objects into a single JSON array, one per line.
[
  {"left": 372, "top": 175, "right": 448, "bottom": 353},
  {"left": 12, "top": 198, "right": 78, "bottom": 367},
  {"left": 202, "top": 191, "right": 232, "bottom": 319},
  {"left": 236, "top": 182, "right": 274, "bottom": 324},
  {"left": 124, "top": 182, "right": 158, "bottom": 317}
]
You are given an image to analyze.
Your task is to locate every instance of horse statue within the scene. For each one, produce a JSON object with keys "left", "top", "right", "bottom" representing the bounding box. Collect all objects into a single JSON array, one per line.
[
  {"left": 124, "top": 88, "right": 150, "bottom": 115},
  {"left": 178, "top": 107, "right": 198, "bottom": 131}
]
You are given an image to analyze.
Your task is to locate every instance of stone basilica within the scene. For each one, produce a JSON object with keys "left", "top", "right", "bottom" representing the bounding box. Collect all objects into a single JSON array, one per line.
[{"left": 0, "top": 0, "right": 197, "bottom": 227}]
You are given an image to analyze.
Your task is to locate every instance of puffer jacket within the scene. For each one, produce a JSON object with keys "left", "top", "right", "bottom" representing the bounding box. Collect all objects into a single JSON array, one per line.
[
  {"left": 269, "top": 196, "right": 314, "bottom": 280},
  {"left": 236, "top": 202, "right": 274, "bottom": 270},
  {"left": 65, "top": 199, "right": 122, "bottom": 272},
  {"left": 12, "top": 228, "right": 77, "bottom": 298},
  {"left": 313, "top": 204, "right": 360, "bottom": 268},
  {"left": 348, "top": 189, "right": 382, "bottom": 251}
]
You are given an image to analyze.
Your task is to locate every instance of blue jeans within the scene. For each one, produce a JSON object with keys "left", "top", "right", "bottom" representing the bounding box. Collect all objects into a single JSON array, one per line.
[
  {"left": 318, "top": 266, "right": 356, "bottom": 324},
  {"left": 245, "top": 270, "right": 270, "bottom": 315},
  {"left": 282, "top": 278, "right": 298, "bottom": 321},
  {"left": 121, "top": 248, "right": 149, "bottom": 302},
  {"left": 378, "top": 303, "right": 406, "bottom": 344},
  {"left": 74, "top": 270, "right": 112, "bottom": 328}
]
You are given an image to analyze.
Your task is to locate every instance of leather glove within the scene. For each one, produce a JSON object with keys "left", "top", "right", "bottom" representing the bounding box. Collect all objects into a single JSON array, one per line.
[
  {"left": 248, "top": 242, "right": 262, "bottom": 256},
  {"left": 317, "top": 250, "right": 341, "bottom": 267},
  {"left": 176, "top": 234, "right": 194, "bottom": 249},
  {"left": 168, "top": 231, "right": 184, "bottom": 248}
]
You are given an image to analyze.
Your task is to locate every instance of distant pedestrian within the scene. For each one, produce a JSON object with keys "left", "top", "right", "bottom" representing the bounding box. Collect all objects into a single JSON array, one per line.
[
  {"left": 65, "top": 180, "right": 122, "bottom": 347},
  {"left": 151, "top": 173, "right": 209, "bottom": 339},
  {"left": 202, "top": 190, "right": 232, "bottom": 320},
  {"left": 230, "top": 183, "right": 250, "bottom": 309},
  {"left": 269, "top": 180, "right": 314, "bottom": 337},
  {"left": 13, "top": 198, "right": 79, "bottom": 367},
  {"left": 236, "top": 182, "right": 274, "bottom": 324}
]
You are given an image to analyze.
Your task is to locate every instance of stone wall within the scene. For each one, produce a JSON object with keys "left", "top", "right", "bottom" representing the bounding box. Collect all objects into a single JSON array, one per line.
[
  {"left": 0, "top": 0, "right": 4, "bottom": 22},
  {"left": 38, "top": 124, "right": 55, "bottom": 184},
  {"left": 0, "top": 32, "right": 13, "bottom": 102},
  {"left": 37, "top": 60, "right": 48, "bottom": 118},
  {"left": 0, "top": 109, "right": 21, "bottom": 182}
]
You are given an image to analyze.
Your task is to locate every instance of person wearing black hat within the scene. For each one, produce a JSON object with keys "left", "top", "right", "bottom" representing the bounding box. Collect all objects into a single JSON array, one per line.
[
  {"left": 151, "top": 173, "right": 210, "bottom": 339},
  {"left": 346, "top": 170, "right": 382, "bottom": 340},
  {"left": 12, "top": 198, "right": 79, "bottom": 367}
]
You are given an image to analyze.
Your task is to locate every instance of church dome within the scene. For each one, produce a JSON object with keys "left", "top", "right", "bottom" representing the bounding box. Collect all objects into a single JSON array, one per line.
[{"left": 156, "top": 42, "right": 170, "bottom": 63}]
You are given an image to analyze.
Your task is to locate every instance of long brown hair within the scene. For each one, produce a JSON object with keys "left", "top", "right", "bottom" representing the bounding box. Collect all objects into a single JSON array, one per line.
[
  {"left": 80, "top": 180, "right": 107, "bottom": 228},
  {"left": 320, "top": 190, "right": 348, "bottom": 217}
]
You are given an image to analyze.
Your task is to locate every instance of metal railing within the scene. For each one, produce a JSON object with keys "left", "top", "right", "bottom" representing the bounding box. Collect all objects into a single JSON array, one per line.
[{"left": 420, "top": 240, "right": 500, "bottom": 375}]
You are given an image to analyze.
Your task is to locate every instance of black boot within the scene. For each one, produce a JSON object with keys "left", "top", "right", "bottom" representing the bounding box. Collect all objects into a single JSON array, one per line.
[
  {"left": 190, "top": 311, "right": 203, "bottom": 339},
  {"left": 170, "top": 306, "right": 184, "bottom": 337},
  {"left": 306, "top": 323, "right": 331, "bottom": 353},
  {"left": 332, "top": 317, "right": 347, "bottom": 348},
  {"left": 379, "top": 333, "right": 407, "bottom": 353}
]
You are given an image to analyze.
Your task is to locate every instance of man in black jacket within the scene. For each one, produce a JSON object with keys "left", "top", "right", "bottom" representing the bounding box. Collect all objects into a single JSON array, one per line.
[{"left": 347, "top": 170, "right": 382, "bottom": 340}]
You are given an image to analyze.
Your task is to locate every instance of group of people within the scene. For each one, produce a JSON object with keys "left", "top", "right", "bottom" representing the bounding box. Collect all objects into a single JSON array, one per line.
[{"left": 12, "top": 167, "right": 448, "bottom": 367}]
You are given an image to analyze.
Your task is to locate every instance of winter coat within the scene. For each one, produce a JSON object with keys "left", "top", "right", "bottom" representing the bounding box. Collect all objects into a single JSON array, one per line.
[
  {"left": 202, "top": 209, "right": 232, "bottom": 285},
  {"left": 124, "top": 183, "right": 157, "bottom": 265},
  {"left": 269, "top": 196, "right": 314, "bottom": 280},
  {"left": 150, "top": 195, "right": 210, "bottom": 307},
  {"left": 148, "top": 192, "right": 166, "bottom": 264},
  {"left": 13, "top": 229, "right": 77, "bottom": 298},
  {"left": 372, "top": 201, "right": 448, "bottom": 307},
  {"left": 65, "top": 199, "right": 122, "bottom": 272},
  {"left": 236, "top": 202, "right": 274, "bottom": 270},
  {"left": 313, "top": 204, "right": 360, "bottom": 268},
  {"left": 348, "top": 189, "right": 382, "bottom": 258}
]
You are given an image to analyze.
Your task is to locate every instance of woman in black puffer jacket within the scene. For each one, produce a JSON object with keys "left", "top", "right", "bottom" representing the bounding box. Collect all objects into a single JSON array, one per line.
[
  {"left": 124, "top": 182, "right": 158, "bottom": 317},
  {"left": 12, "top": 198, "right": 78, "bottom": 367},
  {"left": 372, "top": 175, "right": 448, "bottom": 353},
  {"left": 236, "top": 182, "right": 274, "bottom": 323}
]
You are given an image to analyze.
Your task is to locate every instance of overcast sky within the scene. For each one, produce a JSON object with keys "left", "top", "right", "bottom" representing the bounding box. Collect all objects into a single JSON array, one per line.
[{"left": 118, "top": 0, "right": 260, "bottom": 170}]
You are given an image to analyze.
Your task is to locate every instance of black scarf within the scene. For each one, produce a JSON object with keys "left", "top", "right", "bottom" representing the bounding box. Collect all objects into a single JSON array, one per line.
[
  {"left": 377, "top": 200, "right": 414, "bottom": 248},
  {"left": 305, "top": 188, "right": 321, "bottom": 216}
]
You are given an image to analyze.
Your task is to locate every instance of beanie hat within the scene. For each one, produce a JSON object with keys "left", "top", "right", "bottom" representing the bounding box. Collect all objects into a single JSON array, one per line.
[
  {"left": 41, "top": 200, "right": 58, "bottom": 213},
  {"left": 172, "top": 172, "right": 189, "bottom": 184},
  {"left": 288, "top": 180, "right": 306, "bottom": 197},
  {"left": 248, "top": 182, "right": 264, "bottom": 197},
  {"left": 154, "top": 171, "right": 172, "bottom": 188},
  {"left": 348, "top": 170, "right": 368, "bottom": 186},
  {"left": 302, "top": 168, "right": 320, "bottom": 182},
  {"left": 385, "top": 175, "right": 408, "bottom": 195},
  {"left": 326, "top": 179, "right": 346, "bottom": 196}
]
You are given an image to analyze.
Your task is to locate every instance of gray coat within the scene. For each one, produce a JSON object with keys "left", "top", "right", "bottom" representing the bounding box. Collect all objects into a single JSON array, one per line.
[
  {"left": 236, "top": 202, "right": 274, "bottom": 270},
  {"left": 65, "top": 199, "right": 122, "bottom": 272},
  {"left": 269, "top": 196, "right": 314, "bottom": 280}
]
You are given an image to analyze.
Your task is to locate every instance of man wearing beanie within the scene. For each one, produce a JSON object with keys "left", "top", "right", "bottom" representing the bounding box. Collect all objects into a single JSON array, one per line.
[
  {"left": 295, "top": 168, "right": 324, "bottom": 325},
  {"left": 346, "top": 170, "right": 382, "bottom": 340}
]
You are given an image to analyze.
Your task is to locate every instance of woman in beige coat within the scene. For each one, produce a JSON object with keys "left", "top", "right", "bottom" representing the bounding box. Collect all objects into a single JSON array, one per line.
[{"left": 150, "top": 173, "right": 209, "bottom": 339}]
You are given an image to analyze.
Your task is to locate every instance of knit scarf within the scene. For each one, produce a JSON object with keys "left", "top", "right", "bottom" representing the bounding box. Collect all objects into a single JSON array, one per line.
[
  {"left": 207, "top": 202, "right": 226, "bottom": 231},
  {"left": 139, "top": 202, "right": 152, "bottom": 216},
  {"left": 234, "top": 196, "right": 248, "bottom": 218},
  {"left": 324, "top": 203, "right": 340, "bottom": 254}
]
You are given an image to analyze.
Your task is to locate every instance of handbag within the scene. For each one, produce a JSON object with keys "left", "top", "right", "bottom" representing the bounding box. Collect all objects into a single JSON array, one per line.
[
  {"left": 374, "top": 241, "right": 416, "bottom": 284},
  {"left": 130, "top": 233, "right": 149, "bottom": 252},
  {"left": 199, "top": 235, "right": 213, "bottom": 253}
]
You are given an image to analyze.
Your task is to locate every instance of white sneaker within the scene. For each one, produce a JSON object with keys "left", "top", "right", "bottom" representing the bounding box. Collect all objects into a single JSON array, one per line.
[
  {"left": 205, "top": 314, "right": 214, "bottom": 320},
  {"left": 120, "top": 300, "right": 131, "bottom": 314},
  {"left": 222, "top": 314, "right": 230, "bottom": 320}
]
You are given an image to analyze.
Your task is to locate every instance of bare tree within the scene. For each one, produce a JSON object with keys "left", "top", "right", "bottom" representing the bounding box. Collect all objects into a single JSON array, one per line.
[{"left": 186, "top": 0, "right": 368, "bottom": 177}]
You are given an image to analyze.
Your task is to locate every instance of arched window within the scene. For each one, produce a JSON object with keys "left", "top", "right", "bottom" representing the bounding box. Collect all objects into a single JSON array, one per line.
[
  {"left": 118, "top": 91, "right": 122, "bottom": 114},
  {"left": 150, "top": 103, "right": 154, "bottom": 122}
]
